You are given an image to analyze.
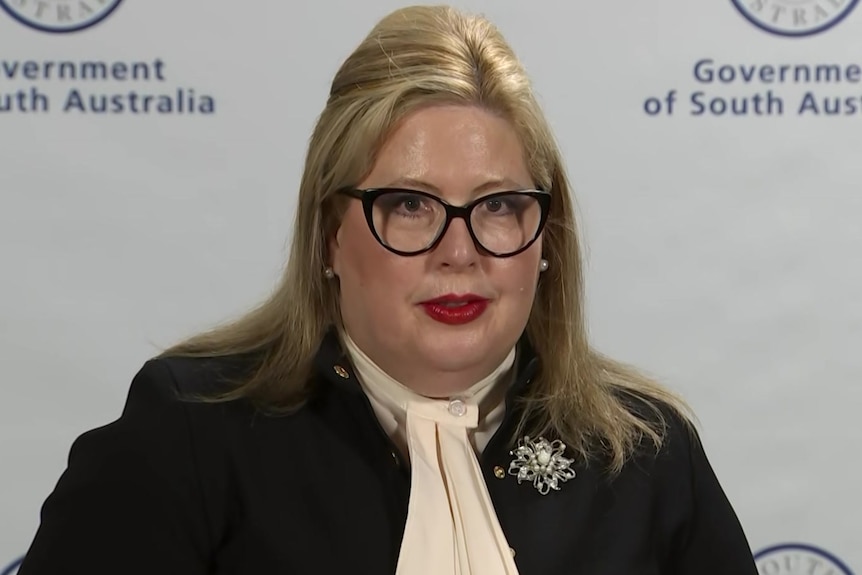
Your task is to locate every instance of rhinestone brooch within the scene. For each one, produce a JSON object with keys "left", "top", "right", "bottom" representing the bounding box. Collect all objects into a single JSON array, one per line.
[{"left": 508, "top": 436, "right": 576, "bottom": 495}]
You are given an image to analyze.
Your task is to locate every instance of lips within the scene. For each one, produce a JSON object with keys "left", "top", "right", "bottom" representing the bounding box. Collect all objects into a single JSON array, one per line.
[
  {"left": 419, "top": 294, "right": 490, "bottom": 325},
  {"left": 420, "top": 294, "right": 489, "bottom": 305}
]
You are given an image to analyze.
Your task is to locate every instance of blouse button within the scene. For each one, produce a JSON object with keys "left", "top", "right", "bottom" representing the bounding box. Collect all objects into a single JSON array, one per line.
[
  {"left": 448, "top": 399, "right": 467, "bottom": 417},
  {"left": 509, "top": 547, "right": 516, "bottom": 557},
  {"left": 494, "top": 466, "right": 506, "bottom": 479}
]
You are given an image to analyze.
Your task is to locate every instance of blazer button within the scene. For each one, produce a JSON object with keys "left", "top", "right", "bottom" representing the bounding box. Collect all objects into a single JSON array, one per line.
[
  {"left": 493, "top": 466, "right": 506, "bottom": 479},
  {"left": 509, "top": 547, "right": 516, "bottom": 558},
  {"left": 391, "top": 451, "right": 400, "bottom": 467}
]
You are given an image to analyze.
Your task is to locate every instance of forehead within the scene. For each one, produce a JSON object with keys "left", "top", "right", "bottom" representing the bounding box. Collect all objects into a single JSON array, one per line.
[{"left": 360, "top": 104, "right": 533, "bottom": 198}]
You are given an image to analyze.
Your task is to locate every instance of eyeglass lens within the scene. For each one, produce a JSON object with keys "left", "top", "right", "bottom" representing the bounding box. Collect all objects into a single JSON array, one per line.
[{"left": 371, "top": 191, "right": 542, "bottom": 254}]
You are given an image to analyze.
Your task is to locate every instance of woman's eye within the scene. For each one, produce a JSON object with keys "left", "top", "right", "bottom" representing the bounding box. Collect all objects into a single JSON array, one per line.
[{"left": 400, "top": 197, "right": 423, "bottom": 211}]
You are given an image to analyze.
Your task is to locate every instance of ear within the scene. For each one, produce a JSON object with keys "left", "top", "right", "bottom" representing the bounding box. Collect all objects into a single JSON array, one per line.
[{"left": 328, "top": 224, "right": 343, "bottom": 276}]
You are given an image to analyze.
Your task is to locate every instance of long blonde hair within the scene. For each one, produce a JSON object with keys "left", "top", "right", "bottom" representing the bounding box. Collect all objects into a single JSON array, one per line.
[{"left": 158, "top": 5, "right": 692, "bottom": 475}]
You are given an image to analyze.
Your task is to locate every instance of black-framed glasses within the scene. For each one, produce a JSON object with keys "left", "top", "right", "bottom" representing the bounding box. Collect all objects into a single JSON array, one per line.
[{"left": 338, "top": 187, "right": 551, "bottom": 257}]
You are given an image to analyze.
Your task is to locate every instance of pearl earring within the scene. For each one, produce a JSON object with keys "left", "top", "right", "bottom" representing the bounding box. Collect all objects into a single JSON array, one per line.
[
  {"left": 539, "top": 258, "right": 549, "bottom": 272},
  {"left": 323, "top": 267, "right": 335, "bottom": 279}
]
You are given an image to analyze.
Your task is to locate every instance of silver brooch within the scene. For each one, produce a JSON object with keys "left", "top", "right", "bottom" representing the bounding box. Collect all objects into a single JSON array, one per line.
[{"left": 508, "top": 436, "right": 576, "bottom": 495}]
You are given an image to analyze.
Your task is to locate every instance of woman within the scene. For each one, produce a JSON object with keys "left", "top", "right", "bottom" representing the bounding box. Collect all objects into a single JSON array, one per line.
[{"left": 18, "top": 5, "right": 758, "bottom": 575}]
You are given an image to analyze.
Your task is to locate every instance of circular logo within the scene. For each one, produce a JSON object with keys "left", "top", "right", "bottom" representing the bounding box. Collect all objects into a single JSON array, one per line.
[
  {"left": 1, "top": 557, "right": 22, "bottom": 575},
  {"left": 0, "top": 0, "right": 124, "bottom": 33},
  {"left": 754, "top": 543, "right": 854, "bottom": 575},
  {"left": 731, "top": 0, "right": 860, "bottom": 37}
]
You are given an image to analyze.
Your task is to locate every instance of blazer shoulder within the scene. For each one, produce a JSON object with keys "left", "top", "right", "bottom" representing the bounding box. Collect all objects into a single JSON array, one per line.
[
  {"left": 617, "top": 393, "right": 758, "bottom": 572},
  {"left": 106, "top": 353, "right": 264, "bottom": 443},
  {"left": 16, "top": 356, "right": 258, "bottom": 574},
  {"left": 145, "top": 353, "right": 257, "bottom": 396},
  {"left": 613, "top": 389, "right": 698, "bottom": 459}
]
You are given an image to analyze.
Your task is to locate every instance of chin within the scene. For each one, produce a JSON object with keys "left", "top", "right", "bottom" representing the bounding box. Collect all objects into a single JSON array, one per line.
[
  {"left": 415, "top": 332, "right": 494, "bottom": 372},
  {"left": 404, "top": 306, "right": 517, "bottom": 373}
]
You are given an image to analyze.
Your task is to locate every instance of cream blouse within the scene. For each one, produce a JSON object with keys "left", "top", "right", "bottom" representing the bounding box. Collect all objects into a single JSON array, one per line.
[{"left": 340, "top": 330, "right": 520, "bottom": 575}]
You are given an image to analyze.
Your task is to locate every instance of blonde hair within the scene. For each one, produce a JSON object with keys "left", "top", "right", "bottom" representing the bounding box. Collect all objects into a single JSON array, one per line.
[{"left": 158, "top": 5, "right": 693, "bottom": 475}]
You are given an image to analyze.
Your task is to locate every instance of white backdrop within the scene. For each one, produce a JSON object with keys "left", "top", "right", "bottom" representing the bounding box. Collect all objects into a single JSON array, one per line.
[{"left": 2, "top": 1, "right": 860, "bottom": 573}]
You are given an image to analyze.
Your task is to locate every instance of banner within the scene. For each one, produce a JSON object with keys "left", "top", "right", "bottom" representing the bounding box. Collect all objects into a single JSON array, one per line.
[{"left": 2, "top": 1, "right": 859, "bottom": 572}]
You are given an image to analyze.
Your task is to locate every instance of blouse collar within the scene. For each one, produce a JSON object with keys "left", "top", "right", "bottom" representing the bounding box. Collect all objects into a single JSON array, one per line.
[{"left": 337, "top": 328, "right": 518, "bottom": 457}]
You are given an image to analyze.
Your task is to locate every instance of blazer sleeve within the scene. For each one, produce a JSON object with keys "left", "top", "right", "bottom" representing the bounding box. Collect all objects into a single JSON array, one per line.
[
  {"left": 18, "top": 359, "right": 212, "bottom": 575},
  {"left": 671, "top": 424, "right": 758, "bottom": 575}
]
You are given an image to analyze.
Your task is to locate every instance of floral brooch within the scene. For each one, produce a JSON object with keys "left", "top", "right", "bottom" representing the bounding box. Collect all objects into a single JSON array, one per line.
[{"left": 508, "top": 436, "right": 576, "bottom": 495}]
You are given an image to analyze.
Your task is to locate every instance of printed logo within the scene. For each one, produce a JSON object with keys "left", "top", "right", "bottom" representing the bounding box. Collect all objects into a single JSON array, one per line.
[
  {"left": 1, "top": 557, "right": 22, "bottom": 575},
  {"left": 755, "top": 543, "right": 854, "bottom": 575},
  {"left": 731, "top": 0, "right": 860, "bottom": 37},
  {"left": 0, "top": 0, "right": 124, "bottom": 33}
]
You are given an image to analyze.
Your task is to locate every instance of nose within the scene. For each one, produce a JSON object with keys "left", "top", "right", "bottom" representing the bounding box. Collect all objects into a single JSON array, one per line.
[{"left": 430, "top": 215, "right": 480, "bottom": 269}]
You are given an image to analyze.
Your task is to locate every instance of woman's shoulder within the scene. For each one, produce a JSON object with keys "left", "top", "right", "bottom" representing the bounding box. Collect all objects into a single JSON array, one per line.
[
  {"left": 614, "top": 389, "right": 741, "bottom": 527},
  {"left": 141, "top": 352, "right": 259, "bottom": 397},
  {"left": 606, "top": 388, "right": 703, "bottom": 483},
  {"left": 615, "top": 394, "right": 756, "bottom": 570},
  {"left": 18, "top": 354, "right": 262, "bottom": 574},
  {"left": 612, "top": 380, "right": 699, "bottom": 449},
  {"left": 102, "top": 353, "right": 268, "bottom": 446}
]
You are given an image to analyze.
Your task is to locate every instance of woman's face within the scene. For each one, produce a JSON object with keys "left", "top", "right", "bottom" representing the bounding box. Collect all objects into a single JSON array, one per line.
[{"left": 329, "top": 104, "right": 544, "bottom": 397}]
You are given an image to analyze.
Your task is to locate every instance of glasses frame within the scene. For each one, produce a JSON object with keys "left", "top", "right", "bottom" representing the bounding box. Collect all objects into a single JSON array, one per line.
[{"left": 337, "top": 187, "right": 552, "bottom": 257}]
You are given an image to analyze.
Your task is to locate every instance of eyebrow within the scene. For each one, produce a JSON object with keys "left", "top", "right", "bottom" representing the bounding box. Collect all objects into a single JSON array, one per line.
[{"left": 382, "top": 177, "right": 531, "bottom": 195}]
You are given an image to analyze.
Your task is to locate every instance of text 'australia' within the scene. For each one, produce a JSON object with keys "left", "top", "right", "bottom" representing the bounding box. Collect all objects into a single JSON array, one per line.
[{"left": 0, "top": 88, "right": 216, "bottom": 114}]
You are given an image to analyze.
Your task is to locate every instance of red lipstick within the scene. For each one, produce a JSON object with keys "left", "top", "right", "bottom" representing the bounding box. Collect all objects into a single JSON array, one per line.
[{"left": 419, "top": 293, "right": 489, "bottom": 325}]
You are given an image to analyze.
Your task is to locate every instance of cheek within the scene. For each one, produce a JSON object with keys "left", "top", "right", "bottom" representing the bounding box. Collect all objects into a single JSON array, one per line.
[
  {"left": 333, "top": 208, "right": 377, "bottom": 281},
  {"left": 491, "top": 252, "right": 541, "bottom": 300},
  {"left": 335, "top": 211, "right": 421, "bottom": 298}
]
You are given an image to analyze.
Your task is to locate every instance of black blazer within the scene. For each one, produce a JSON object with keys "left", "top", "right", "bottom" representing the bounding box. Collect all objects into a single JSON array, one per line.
[{"left": 19, "top": 331, "right": 758, "bottom": 574}]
